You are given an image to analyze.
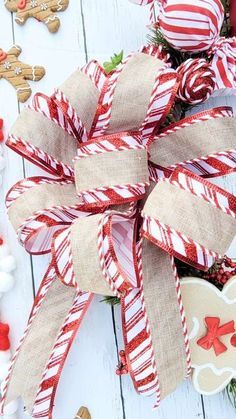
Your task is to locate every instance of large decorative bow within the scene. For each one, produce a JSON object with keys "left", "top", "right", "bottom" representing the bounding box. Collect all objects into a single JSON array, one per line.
[{"left": 1, "top": 46, "right": 236, "bottom": 419}]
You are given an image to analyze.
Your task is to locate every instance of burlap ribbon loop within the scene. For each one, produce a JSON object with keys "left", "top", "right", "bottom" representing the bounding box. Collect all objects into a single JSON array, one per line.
[
  {"left": 142, "top": 168, "right": 236, "bottom": 270},
  {"left": 74, "top": 134, "right": 149, "bottom": 206},
  {"left": 149, "top": 107, "right": 236, "bottom": 182}
]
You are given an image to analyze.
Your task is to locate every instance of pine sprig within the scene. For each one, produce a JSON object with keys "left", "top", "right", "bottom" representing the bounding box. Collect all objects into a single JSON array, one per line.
[
  {"left": 227, "top": 379, "right": 236, "bottom": 409},
  {"left": 101, "top": 296, "right": 120, "bottom": 306},
  {"left": 103, "top": 51, "right": 124, "bottom": 74}
]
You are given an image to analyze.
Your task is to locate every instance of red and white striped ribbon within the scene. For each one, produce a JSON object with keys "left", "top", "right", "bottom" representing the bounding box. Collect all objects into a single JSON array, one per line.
[
  {"left": 6, "top": 176, "right": 92, "bottom": 255},
  {"left": 149, "top": 107, "right": 235, "bottom": 182},
  {"left": 142, "top": 168, "right": 236, "bottom": 270},
  {"left": 97, "top": 209, "right": 138, "bottom": 297},
  {"left": 0, "top": 265, "right": 56, "bottom": 416},
  {"left": 139, "top": 67, "right": 178, "bottom": 144},
  {"left": 32, "top": 290, "right": 93, "bottom": 419},
  {"left": 7, "top": 134, "right": 74, "bottom": 179},
  {"left": 89, "top": 54, "right": 133, "bottom": 139},
  {"left": 121, "top": 238, "right": 161, "bottom": 404}
]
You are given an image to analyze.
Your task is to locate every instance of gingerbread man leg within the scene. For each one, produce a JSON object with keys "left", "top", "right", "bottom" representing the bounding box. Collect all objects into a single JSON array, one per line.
[
  {"left": 7, "top": 75, "right": 32, "bottom": 103},
  {"left": 42, "top": 9, "right": 61, "bottom": 33}
]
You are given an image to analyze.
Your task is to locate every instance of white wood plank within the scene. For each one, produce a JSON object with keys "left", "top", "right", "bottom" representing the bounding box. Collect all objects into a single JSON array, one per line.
[
  {"left": 0, "top": 6, "right": 34, "bottom": 352},
  {"left": 82, "top": 0, "right": 149, "bottom": 62}
]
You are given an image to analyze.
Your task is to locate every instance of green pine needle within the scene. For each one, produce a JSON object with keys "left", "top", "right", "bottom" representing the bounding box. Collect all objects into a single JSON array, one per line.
[
  {"left": 103, "top": 51, "right": 124, "bottom": 74},
  {"left": 101, "top": 296, "right": 120, "bottom": 306},
  {"left": 226, "top": 379, "right": 236, "bottom": 409}
]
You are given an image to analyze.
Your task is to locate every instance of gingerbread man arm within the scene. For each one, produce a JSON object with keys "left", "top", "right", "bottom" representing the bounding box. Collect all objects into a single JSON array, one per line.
[
  {"left": 15, "top": 10, "right": 29, "bottom": 25},
  {"left": 20, "top": 63, "right": 46, "bottom": 81},
  {"left": 50, "top": 0, "right": 69, "bottom": 12},
  {"left": 7, "top": 45, "right": 22, "bottom": 57}
]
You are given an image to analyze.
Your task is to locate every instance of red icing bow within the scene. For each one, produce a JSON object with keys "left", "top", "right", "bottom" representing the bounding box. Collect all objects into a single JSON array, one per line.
[
  {"left": 197, "top": 317, "right": 235, "bottom": 356},
  {"left": 0, "top": 322, "right": 10, "bottom": 351}
]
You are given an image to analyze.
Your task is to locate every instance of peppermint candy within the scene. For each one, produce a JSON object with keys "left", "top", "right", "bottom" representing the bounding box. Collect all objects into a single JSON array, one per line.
[{"left": 177, "top": 58, "right": 216, "bottom": 104}]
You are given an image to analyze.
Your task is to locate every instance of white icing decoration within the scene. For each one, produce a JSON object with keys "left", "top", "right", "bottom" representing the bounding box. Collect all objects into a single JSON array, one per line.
[
  {"left": 57, "top": 0, "right": 62, "bottom": 11},
  {"left": 192, "top": 363, "right": 236, "bottom": 395},
  {"left": 32, "top": 65, "right": 36, "bottom": 81},
  {"left": 15, "top": 17, "right": 24, "bottom": 22},
  {"left": 188, "top": 317, "right": 199, "bottom": 340},
  {"left": 16, "top": 87, "right": 30, "bottom": 92},
  {"left": 30, "top": 0, "right": 38, "bottom": 7},
  {"left": 40, "top": 2, "right": 48, "bottom": 10},
  {"left": 44, "top": 14, "right": 58, "bottom": 23},
  {"left": 14, "top": 67, "right": 22, "bottom": 76},
  {"left": 3, "top": 61, "right": 11, "bottom": 70}
]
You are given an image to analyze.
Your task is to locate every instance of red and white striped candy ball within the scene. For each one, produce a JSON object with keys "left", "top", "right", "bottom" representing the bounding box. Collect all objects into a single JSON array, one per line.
[{"left": 159, "top": 0, "right": 224, "bottom": 52}]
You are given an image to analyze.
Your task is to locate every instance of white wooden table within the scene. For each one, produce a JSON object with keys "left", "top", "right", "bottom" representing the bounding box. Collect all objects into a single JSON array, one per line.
[{"left": 0, "top": 1, "right": 235, "bottom": 418}]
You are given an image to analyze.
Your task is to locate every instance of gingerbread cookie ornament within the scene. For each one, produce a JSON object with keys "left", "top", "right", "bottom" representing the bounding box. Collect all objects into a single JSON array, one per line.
[
  {"left": 5, "top": 0, "right": 69, "bottom": 33},
  {"left": 0, "top": 45, "right": 45, "bottom": 102},
  {"left": 181, "top": 276, "right": 236, "bottom": 395}
]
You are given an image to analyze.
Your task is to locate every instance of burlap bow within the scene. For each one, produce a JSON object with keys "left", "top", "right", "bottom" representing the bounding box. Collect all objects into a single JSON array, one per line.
[{"left": 1, "top": 46, "right": 236, "bottom": 419}]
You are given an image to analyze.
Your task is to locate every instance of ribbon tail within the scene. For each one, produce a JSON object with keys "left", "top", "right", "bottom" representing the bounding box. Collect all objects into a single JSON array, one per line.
[
  {"left": 0, "top": 264, "right": 78, "bottom": 416},
  {"left": 196, "top": 335, "right": 212, "bottom": 351},
  {"left": 32, "top": 290, "right": 94, "bottom": 419},
  {"left": 213, "top": 338, "right": 228, "bottom": 357}
]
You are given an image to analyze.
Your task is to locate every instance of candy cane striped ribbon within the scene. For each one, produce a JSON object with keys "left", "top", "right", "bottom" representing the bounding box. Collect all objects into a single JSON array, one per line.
[
  {"left": 7, "top": 133, "right": 74, "bottom": 179},
  {"left": 32, "top": 290, "right": 93, "bottom": 419},
  {"left": 142, "top": 168, "right": 236, "bottom": 270},
  {"left": 121, "top": 238, "right": 161, "bottom": 403},
  {"left": 149, "top": 107, "right": 236, "bottom": 182}
]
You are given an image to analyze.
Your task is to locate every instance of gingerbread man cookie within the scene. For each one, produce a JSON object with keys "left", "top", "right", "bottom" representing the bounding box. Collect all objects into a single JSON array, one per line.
[
  {"left": 181, "top": 276, "right": 236, "bottom": 395},
  {"left": 0, "top": 45, "right": 45, "bottom": 103},
  {"left": 5, "top": 0, "right": 69, "bottom": 33}
]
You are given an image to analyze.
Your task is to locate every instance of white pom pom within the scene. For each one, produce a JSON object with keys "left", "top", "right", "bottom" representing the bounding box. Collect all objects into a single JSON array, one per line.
[
  {"left": 0, "top": 155, "right": 5, "bottom": 171},
  {"left": 0, "top": 272, "right": 14, "bottom": 292},
  {"left": 0, "top": 350, "right": 11, "bottom": 363},
  {"left": 3, "top": 399, "right": 18, "bottom": 415},
  {"left": 0, "top": 256, "right": 16, "bottom": 273},
  {"left": 0, "top": 362, "right": 10, "bottom": 380},
  {"left": 0, "top": 245, "right": 10, "bottom": 260}
]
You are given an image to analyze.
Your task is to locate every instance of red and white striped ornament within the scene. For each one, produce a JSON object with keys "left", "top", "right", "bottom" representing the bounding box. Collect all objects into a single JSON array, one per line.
[
  {"left": 208, "top": 37, "right": 236, "bottom": 91},
  {"left": 158, "top": 0, "right": 224, "bottom": 52},
  {"left": 176, "top": 59, "right": 216, "bottom": 104}
]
